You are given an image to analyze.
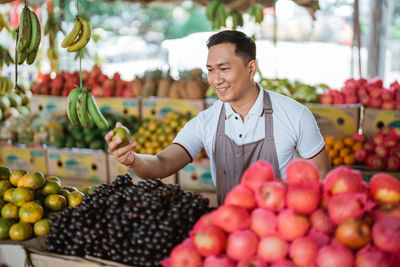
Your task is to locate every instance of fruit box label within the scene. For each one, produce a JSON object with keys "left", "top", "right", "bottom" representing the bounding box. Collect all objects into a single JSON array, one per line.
[
  {"left": 362, "top": 108, "right": 400, "bottom": 138},
  {"left": 96, "top": 97, "right": 139, "bottom": 117},
  {"left": 30, "top": 95, "right": 66, "bottom": 116},
  {"left": 178, "top": 159, "right": 216, "bottom": 192},
  {"left": 0, "top": 146, "right": 47, "bottom": 174},
  {"left": 307, "top": 105, "right": 360, "bottom": 137},
  {"left": 142, "top": 98, "right": 204, "bottom": 119},
  {"left": 46, "top": 149, "right": 108, "bottom": 182}
]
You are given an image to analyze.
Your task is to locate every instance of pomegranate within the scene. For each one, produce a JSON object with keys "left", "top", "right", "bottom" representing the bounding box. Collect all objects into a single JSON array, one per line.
[
  {"left": 277, "top": 209, "right": 310, "bottom": 241},
  {"left": 372, "top": 217, "right": 400, "bottom": 253}
]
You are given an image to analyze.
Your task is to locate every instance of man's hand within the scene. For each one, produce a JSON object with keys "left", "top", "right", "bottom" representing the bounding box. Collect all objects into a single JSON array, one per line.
[{"left": 105, "top": 122, "right": 136, "bottom": 168}]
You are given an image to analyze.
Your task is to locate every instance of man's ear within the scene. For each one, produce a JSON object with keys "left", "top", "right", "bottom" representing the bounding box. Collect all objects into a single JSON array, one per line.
[{"left": 248, "top": 60, "right": 258, "bottom": 79}]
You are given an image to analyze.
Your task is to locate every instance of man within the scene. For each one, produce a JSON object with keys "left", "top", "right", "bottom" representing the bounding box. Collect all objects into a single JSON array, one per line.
[{"left": 105, "top": 30, "right": 331, "bottom": 205}]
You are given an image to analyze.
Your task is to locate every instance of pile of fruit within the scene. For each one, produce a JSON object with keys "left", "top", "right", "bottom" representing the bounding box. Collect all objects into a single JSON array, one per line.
[
  {"left": 0, "top": 166, "right": 87, "bottom": 241},
  {"left": 353, "top": 127, "right": 400, "bottom": 171},
  {"left": 133, "top": 112, "right": 190, "bottom": 155},
  {"left": 45, "top": 175, "right": 212, "bottom": 266},
  {"left": 0, "top": 90, "right": 31, "bottom": 122},
  {"left": 30, "top": 65, "right": 133, "bottom": 97},
  {"left": 324, "top": 135, "right": 363, "bottom": 166},
  {"left": 163, "top": 159, "right": 400, "bottom": 267},
  {"left": 321, "top": 78, "right": 400, "bottom": 109}
]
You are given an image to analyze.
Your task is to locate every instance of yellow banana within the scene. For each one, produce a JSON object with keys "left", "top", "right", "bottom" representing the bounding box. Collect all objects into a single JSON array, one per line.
[
  {"left": 17, "top": 6, "right": 31, "bottom": 53},
  {"left": 27, "top": 10, "right": 41, "bottom": 53},
  {"left": 67, "top": 17, "right": 91, "bottom": 52},
  {"left": 0, "top": 13, "right": 10, "bottom": 32},
  {"left": 61, "top": 16, "right": 82, "bottom": 48}
]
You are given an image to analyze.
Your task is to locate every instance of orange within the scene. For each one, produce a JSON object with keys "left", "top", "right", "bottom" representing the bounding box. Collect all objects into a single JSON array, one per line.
[
  {"left": 1, "top": 203, "right": 19, "bottom": 219},
  {"left": 3, "top": 188, "right": 15, "bottom": 203},
  {"left": 45, "top": 176, "right": 61, "bottom": 187},
  {"left": 67, "top": 191, "right": 84, "bottom": 208},
  {"left": 40, "top": 180, "right": 60, "bottom": 196},
  {"left": 332, "top": 157, "right": 344, "bottom": 166},
  {"left": 333, "top": 140, "right": 344, "bottom": 151},
  {"left": 352, "top": 141, "right": 364, "bottom": 152},
  {"left": 59, "top": 189, "right": 70, "bottom": 199},
  {"left": 17, "top": 171, "right": 45, "bottom": 190},
  {"left": 328, "top": 149, "right": 338, "bottom": 159},
  {"left": 19, "top": 201, "right": 44, "bottom": 224},
  {"left": 33, "top": 218, "right": 51, "bottom": 237},
  {"left": 12, "top": 187, "right": 34, "bottom": 207},
  {"left": 62, "top": 185, "right": 78, "bottom": 193},
  {"left": 0, "top": 166, "right": 11, "bottom": 180},
  {"left": 9, "top": 222, "right": 32, "bottom": 241},
  {"left": 325, "top": 136, "right": 336, "bottom": 146},
  {"left": 344, "top": 154, "right": 356, "bottom": 165},
  {"left": 0, "top": 180, "right": 12, "bottom": 197},
  {"left": 44, "top": 194, "right": 67, "bottom": 211},
  {"left": 9, "top": 170, "right": 27, "bottom": 186},
  {"left": 343, "top": 137, "right": 354, "bottom": 147},
  {"left": 339, "top": 148, "right": 352, "bottom": 157},
  {"left": 0, "top": 218, "right": 15, "bottom": 240}
]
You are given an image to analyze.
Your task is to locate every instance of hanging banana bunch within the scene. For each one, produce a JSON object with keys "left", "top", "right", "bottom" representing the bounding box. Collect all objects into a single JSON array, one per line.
[
  {"left": 0, "top": 13, "right": 10, "bottom": 33},
  {"left": 0, "top": 46, "right": 14, "bottom": 68},
  {"left": 205, "top": 0, "right": 228, "bottom": 30},
  {"left": 61, "top": 15, "right": 91, "bottom": 52},
  {"left": 0, "top": 76, "right": 14, "bottom": 96},
  {"left": 229, "top": 10, "right": 244, "bottom": 30},
  {"left": 16, "top": 5, "right": 42, "bottom": 65},
  {"left": 249, "top": 4, "right": 265, "bottom": 24},
  {"left": 67, "top": 87, "right": 109, "bottom": 130}
]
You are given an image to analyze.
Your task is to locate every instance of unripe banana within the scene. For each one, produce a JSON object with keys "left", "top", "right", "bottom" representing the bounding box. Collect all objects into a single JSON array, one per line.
[
  {"left": 27, "top": 10, "right": 41, "bottom": 53},
  {"left": 17, "top": 49, "right": 27, "bottom": 65},
  {"left": 206, "top": 0, "right": 220, "bottom": 21},
  {"left": 66, "top": 87, "right": 82, "bottom": 127},
  {"left": 17, "top": 6, "right": 32, "bottom": 53},
  {"left": 26, "top": 47, "right": 38, "bottom": 65},
  {"left": 87, "top": 92, "right": 109, "bottom": 130},
  {"left": 67, "top": 17, "right": 91, "bottom": 52},
  {"left": 61, "top": 16, "right": 82, "bottom": 48},
  {"left": 77, "top": 89, "right": 93, "bottom": 128}
]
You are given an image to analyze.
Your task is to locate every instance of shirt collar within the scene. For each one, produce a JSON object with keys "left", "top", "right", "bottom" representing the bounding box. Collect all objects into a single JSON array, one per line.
[{"left": 224, "top": 82, "right": 264, "bottom": 119}]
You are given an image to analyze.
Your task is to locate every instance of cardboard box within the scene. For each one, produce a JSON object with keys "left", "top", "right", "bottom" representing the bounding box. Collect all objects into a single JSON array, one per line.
[
  {"left": 0, "top": 145, "right": 47, "bottom": 174},
  {"left": 307, "top": 104, "right": 361, "bottom": 137},
  {"left": 96, "top": 97, "right": 139, "bottom": 117},
  {"left": 362, "top": 108, "right": 400, "bottom": 137},
  {"left": 107, "top": 154, "right": 176, "bottom": 185},
  {"left": 142, "top": 98, "right": 204, "bottom": 119},
  {"left": 178, "top": 158, "right": 216, "bottom": 192},
  {"left": 46, "top": 148, "right": 108, "bottom": 183},
  {"left": 30, "top": 95, "right": 67, "bottom": 117}
]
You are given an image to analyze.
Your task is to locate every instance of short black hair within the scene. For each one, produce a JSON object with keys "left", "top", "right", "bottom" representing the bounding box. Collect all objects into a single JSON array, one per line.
[{"left": 206, "top": 30, "right": 256, "bottom": 64}]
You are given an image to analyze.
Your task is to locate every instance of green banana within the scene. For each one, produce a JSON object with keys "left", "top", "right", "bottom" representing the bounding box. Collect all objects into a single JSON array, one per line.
[
  {"left": 67, "top": 17, "right": 91, "bottom": 52},
  {"left": 206, "top": 0, "right": 220, "bottom": 21},
  {"left": 77, "top": 89, "right": 93, "bottom": 128},
  {"left": 26, "top": 9, "right": 41, "bottom": 53},
  {"left": 66, "top": 87, "right": 82, "bottom": 127},
  {"left": 26, "top": 47, "right": 38, "bottom": 65},
  {"left": 17, "top": 49, "right": 27, "bottom": 65},
  {"left": 61, "top": 16, "right": 82, "bottom": 48},
  {"left": 216, "top": 3, "right": 227, "bottom": 29},
  {"left": 0, "top": 78, "right": 5, "bottom": 94},
  {"left": 87, "top": 92, "right": 109, "bottom": 130},
  {"left": 17, "top": 6, "right": 31, "bottom": 54}
]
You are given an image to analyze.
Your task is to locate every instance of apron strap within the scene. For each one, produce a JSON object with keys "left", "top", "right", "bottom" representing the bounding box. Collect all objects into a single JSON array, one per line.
[
  {"left": 216, "top": 104, "right": 226, "bottom": 134},
  {"left": 262, "top": 90, "right": 274, "bottom": 139}
]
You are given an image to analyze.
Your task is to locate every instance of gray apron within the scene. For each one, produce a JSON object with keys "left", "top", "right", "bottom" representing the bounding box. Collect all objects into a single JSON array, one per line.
[{"left": 214, "top": 90, "right": 281, "bottom": 205}]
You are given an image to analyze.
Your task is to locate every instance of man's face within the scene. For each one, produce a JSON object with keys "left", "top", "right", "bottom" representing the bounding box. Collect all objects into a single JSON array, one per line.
[{"left": 206, "top": 43, "right": 252, "bottom": 103}]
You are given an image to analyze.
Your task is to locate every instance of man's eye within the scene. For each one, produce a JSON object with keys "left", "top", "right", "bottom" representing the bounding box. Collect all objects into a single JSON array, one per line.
[
  {"left": 207, "top": 69, "right": 213, "bottom": 72},
  {"left": 221, "top": 68, "right": 229, "bottom": 71}
]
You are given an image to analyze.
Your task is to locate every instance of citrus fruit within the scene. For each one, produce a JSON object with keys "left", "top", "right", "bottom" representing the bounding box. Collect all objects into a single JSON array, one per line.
[
  {"left": 19, "top": 201, "right": 44, "bottom": 224},
  {"left": 3, "top": 188, "right": 15, "bottom": 203},
  {"left": 0, "top": 218, "right": 15, "bottom": 240},
  {"left": 17, "top": 171, "right": 45, "bottom": 190},
  {"left": 44, "top": 194, "right": 67, "bottom": 211},
  {"left": 63, "top": 185, "right": 78, "bottom": 192},
  {"left": 1, "top": 203, "right": 19, "bottom": 219},
  {"left": 0, "top": 166, "right": 11, "bottom": 180},
  {"left": 67, "top": 191, "right": 84, "bottom": 207},
  {"left": 12, "top": 187, "right": 34, "bottom": 207},
  {"left": 45, "top": 176, "right": 61, "bottom": 186},
  {"left": 112, "top": 126, "right": 131, "bottom": 148},
  {"left": 59, "top": 188, "right": 70, "bottom": 199},
  {"left": 0, "top": 199, "right": 5, "bottom": 210},
  {"left": 9, "top": 222, "right": 32, "bottom": 241},
  {"left": 41, "top": 180, "right": 61, "bottom": 196},
  {"left": 0, "top": 180, "right": 12, "bottom": 197},
  {"left": 9, "top": 169, "right": 27, "bottom": 186},
  {"left": 33, "top": 218, "right": 51, "bottom": 237}
]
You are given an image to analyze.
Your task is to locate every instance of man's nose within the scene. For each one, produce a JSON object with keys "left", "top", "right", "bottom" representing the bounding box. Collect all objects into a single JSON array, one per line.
[{"left": 214, "top": 72, "right": 224, "bottom": 85}]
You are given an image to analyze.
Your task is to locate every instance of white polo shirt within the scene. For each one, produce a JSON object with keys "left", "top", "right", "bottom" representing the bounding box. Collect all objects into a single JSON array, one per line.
[{"left": 173, "top": 83, "right": 325, "bottom": 183}]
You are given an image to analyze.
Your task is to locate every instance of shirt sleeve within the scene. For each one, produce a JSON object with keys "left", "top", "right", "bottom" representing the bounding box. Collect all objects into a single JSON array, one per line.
[
  {"left": 173, "top": 115, "right": 204, "bottom": 161},
  {"left": 296, "top": 107, "right": 325, "bottom": 159}
]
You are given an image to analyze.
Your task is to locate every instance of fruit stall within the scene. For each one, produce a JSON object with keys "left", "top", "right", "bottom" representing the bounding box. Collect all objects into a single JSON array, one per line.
[{"left": 0, "top": 0, "right": 400, "bottom": 266}]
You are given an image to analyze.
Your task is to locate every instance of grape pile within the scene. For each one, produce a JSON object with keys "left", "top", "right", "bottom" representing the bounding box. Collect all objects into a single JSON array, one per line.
[{"left": 45, "top": 174, "right": 212, "bottom": 266}]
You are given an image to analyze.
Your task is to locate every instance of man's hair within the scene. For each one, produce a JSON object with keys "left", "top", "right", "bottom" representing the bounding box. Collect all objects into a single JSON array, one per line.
[{"left": 206, "top": 30, "right": 256, "bottom": 64}]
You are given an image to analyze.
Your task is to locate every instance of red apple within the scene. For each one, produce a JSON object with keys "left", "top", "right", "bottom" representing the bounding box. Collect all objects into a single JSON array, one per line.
[
  {"left": 286, "top": 182, "right": 320, "bottom": 215},
  {"left": 383, "top": 135, "right": 398, "bottom": 149},
  {"left": 250, "top": 208, "right": 277, "bottom": 237},
  {"left": 324, "top": 166, "right": 363, "bottom": 195},
  {"left": 335, "top": 218, "right": 371, "bottom": 250},
  {"left": 190, "top": 214, "right": 213, "bottom": 238},
  {"left": 321, "top": 92, "right": 333, "bottom": 104},
  {"left": 277, "top": 209, "right": 310, "bottom": 241},
  {"left": 203, "top": 255, "right": 235, "bottom": 267},
  {"left": 366, "top": 155, "right": 387, "bottom": 170},
  {"left": 354, "top": 149, "right": 367, "bottom": 162},
  {"left": 170, "top": 238, "right": 203, "bottom": 267},
  {"left": 368, "top": 98, "right": 383, "bottom": 108},
  {"left": 328, "top": 193, "right": 368, "bottom": 224},
  {"left": 370, "top": 173, "right": 400, "bottom": 203},
  {"left": 372, "top": 217, "right": 400, "bottom": 253},
  {"left": 359, "top": 93, "right": 370, "bottom": 106},
  {"left": 387, "top": 156, "right": 400, "bottom": 171},
  {"left": 364, "top": 141, "right": 376, "bottom": 153},
  {"left": 270, "top": 259, "right": 297, "bottom": 267},
  {"left": 369, "top": 77, "right": 383, "bottom": 88},
  {"left": 257, "top": 235, "right": 288, "bottom": 262},
  {"left": 353, "top": 132, "right": 366, "bottom": 143},
  {"left": 316, "top": 244, "right": 354, "bottom": 267},
  {"left": 226, "top": 230, "right": 258, "bottom": 261},
  {"left": 372, "top": 132, "right": 385, "bottom": 145},
  {"left": 192, "top": 225, "right": 227, "bottom": 257},
  {"left": 375, "top": 145, "right": 390, "bottom": 157},
  {"left": 241, "top": 160, "right": 275, "bottom": 192},
  {"left": 310, "top": 209, "right": 335, "bottom": 234},
  {"left": 372, "top": 203, "right": 400, "bottom": 220},
  {"left": 355, "top": 245, "right": 390, "bottom": 267},
  {"left": 333, "top": 93, "right": 345, "bottom": 104},
  {"left": 225, "top": 184, "right": 255, "bottom": 210},
  {"left": 307, "top": 228, "right": 331, "bottom": 248},
  {"left": 381, "top": 100, "right": 395, "bottom": 110},
  {"left": 289, "top": 236, "right": 318, "bottom": 267},
  {"left": 345, "top": 95, "right": 358, "bottom": 104},
  {"left": 285, "top": 159, "right": 320, "bottom": 185},
  {"left": 254, "top": 181, "right": 286, "bottom": 211},
  {"left": 237, "top": 258, "right": 266, "bottom": 267},
  {"left": 391, "top": 146, "right": 400, "bottom": 158},
  {"left": 211, "top": 205, "right": 250, "bottom": 233}
]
